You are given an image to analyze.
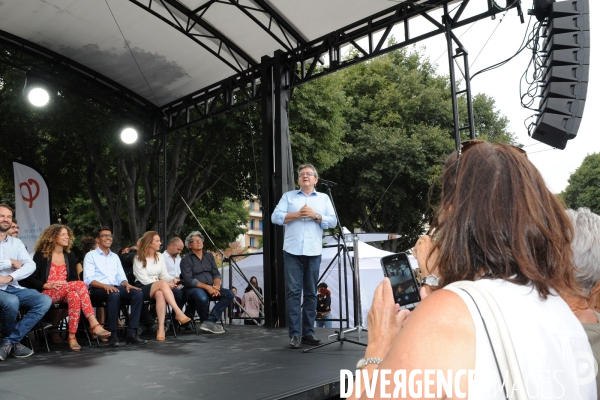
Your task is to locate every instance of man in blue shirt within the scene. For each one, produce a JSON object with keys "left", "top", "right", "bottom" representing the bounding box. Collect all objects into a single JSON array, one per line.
[
  {"left": 84, "top": 227, "right": 147, "bottom": 346},
  {"left": 271, "top": 164, "right": 336, "bottom": 348},
  {"left": 0, "top": 204, "right": 52, "bottom": 361}
]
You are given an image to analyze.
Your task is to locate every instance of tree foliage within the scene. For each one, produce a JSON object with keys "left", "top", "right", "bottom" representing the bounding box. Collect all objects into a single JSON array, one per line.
[{"left": 562, "top": 153, "right": 600, "bottom": 214}]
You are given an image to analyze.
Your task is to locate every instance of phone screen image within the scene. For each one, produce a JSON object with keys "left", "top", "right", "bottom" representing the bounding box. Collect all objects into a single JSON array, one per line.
[{"left": 380, "top": 253, "right": 421, "bottom": 307}]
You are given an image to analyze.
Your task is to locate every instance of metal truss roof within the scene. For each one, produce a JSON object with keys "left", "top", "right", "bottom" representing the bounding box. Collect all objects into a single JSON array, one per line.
[{"left": 0, "top": 0, "right": 519, "bottom": 125}]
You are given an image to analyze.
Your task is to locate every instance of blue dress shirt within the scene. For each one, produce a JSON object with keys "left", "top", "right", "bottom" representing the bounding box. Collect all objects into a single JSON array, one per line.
[
  {"left": 83, "top": 247, "right": 128, "bottom": 286},
  {"left": 271, "top": 189, "right": 336, "bottom": 256}
]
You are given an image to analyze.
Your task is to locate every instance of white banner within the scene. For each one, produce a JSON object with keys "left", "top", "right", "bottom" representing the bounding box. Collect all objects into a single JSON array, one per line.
[{"left": 13, "top": 162, "right": 51, "bottom": 251}]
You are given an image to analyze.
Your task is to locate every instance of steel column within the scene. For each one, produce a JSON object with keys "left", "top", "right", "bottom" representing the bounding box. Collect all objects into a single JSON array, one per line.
[
  {"left": 261, "top": 50, "right": 294, "bottom": 328},
  {"left": 444, "top": 6, "right": 462, "bottom": 150}
]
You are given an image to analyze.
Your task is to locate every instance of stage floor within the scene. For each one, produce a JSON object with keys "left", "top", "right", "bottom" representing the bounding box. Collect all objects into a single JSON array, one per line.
[{"left": 0, "top": 325, "right": 367, "bottom": 400}]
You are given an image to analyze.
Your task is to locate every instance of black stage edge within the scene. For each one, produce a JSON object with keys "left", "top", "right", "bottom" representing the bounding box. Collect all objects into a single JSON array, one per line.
[{"left": 0, "top": 325, "right": 367, "bottom": 400}]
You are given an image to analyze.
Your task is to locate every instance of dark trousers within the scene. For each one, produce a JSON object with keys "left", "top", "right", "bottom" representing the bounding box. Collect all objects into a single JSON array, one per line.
[
  {"left": 186, "top": 287, "right": 233, "bottom": 323},
  {"left": 90, "top": 286, "right": 144, "bottom": 334}
]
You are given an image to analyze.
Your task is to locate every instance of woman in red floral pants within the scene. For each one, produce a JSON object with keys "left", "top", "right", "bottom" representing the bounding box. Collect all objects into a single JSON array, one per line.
[{"left": 21, "top": 224, "right": 110, "bottom": 351}]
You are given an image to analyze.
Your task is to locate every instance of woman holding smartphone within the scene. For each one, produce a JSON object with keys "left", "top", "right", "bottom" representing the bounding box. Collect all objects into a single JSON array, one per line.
[{"left": 356, "top": 142, "right": 595, "bottom": 399}]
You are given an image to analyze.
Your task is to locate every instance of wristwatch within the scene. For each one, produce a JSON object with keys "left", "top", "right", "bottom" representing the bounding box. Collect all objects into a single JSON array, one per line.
[
  {"left": 420, "top": 274, "right": 440, "bottom": 287},
  {"left": 356, "top": 357, "right": 383, "bottom": 370},
  {"left": 314, "top": 213, "right": 321, "bottom": 221}
]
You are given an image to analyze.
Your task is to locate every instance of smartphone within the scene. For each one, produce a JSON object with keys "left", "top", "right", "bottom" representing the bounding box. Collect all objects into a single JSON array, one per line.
[{"left": 380, "top": 252, "right": 421, "bottom": 307}]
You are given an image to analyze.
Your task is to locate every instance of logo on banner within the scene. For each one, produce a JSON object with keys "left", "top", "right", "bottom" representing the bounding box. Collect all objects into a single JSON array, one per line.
[{"left": 19, "top": 179, "right": 40, "bottom": 208}]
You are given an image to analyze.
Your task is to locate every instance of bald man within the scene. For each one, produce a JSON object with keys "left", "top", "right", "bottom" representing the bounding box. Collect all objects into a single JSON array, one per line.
[{"left": 163, "top": 237, "right": 184, "bottom": 278}]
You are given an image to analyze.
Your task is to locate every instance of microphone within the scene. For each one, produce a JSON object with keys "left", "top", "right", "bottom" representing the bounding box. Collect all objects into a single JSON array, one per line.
[{"left": 319, "top": 179, "right": 338, "bottom": 187}]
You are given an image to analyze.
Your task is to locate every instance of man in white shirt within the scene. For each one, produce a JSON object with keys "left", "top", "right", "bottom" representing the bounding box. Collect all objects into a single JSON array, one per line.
[
  {"left": 0, "top": 204, "right": 52, "bottom": 361},
  {"left": 163, "top": 237, "right": 184, "bottom": 278}
]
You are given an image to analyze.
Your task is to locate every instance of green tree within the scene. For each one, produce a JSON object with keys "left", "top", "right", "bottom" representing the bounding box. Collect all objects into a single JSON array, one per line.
[
  {"left": 562, "top": 153, "right": 600, "bottom": 214},
  {"left": 471, "top": 93, "right": 516, "bottom": 144},
  {"left": 182, "top": 197, "right": 248, "bottom": 252},
  {"left": 317, "top": 46, "right": 514, "bottom": 250},
  {"left": 289, "top": 73, "right": 350, "bottom": 170}
]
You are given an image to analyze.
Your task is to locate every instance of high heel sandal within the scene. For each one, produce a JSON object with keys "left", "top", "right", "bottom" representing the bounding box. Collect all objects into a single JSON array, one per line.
[
  {"left": 68, "top": 338, "right": 81, "bottom": 352},
  {"left": 89, "top": 323, "right": 111, "bottom": 339},
  {"left": 156, "top": 334, "right": 166, "bottom": 341},
  {"left": 175, "top": 315, "right": 191, "bottom": 325},
  {"left": 91, "top": 332, "right": 109, "bottom": 343}
]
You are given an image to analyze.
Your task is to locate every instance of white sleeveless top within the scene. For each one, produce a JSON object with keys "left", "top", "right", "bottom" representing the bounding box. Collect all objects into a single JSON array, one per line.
[{"left": 446, "top": 279, "right": 597, "bottom": 399}]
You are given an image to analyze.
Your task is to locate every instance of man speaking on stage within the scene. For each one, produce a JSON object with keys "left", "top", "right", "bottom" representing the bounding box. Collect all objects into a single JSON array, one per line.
[{"left": 271, "top": 164, "right": 336, "bottom": 349}]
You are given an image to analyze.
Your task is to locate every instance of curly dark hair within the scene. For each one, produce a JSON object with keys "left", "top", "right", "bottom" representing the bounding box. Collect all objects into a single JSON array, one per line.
[{"left": 35, "top": 224, "right": 74, "bottom": 259}]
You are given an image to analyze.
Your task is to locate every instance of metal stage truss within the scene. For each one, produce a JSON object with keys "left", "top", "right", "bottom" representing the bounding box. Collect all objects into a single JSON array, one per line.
[
  {"left": 0, "top": 0, "right": 524, "bottom": 328},
  {"left": 157, "top": 0, "right": 524, "bottom": 132}
]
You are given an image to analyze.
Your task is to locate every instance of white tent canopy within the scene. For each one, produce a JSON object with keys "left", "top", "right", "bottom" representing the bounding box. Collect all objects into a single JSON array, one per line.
[{"left": 222, "top": 241, "right": 417, "bottom": 327}]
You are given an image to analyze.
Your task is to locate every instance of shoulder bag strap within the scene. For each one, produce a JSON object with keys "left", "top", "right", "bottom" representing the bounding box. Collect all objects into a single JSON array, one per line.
[{"left": 448, "top": 280, "right": 529, "bottom": 400}]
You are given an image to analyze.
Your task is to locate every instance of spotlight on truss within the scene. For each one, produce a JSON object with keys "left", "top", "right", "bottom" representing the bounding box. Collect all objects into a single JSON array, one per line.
[{"left": 120, "top": 127, "right": 138, "bottom": 144}]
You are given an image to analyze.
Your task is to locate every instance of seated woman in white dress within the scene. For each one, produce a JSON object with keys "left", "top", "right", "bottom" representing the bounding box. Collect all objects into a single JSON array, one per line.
[{"left": 133, "top": 231, "right": 190, "bottom": 341}]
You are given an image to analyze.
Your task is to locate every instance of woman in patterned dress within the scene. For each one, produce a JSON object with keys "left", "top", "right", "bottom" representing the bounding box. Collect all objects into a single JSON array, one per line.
[{"left": 21, "top": 224, "right": 111, "bottom": 351}]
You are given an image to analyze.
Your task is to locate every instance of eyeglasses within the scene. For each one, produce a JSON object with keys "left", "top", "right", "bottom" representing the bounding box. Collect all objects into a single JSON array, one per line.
[
  {"left": 455, "top": 140, "right": 527, "bottom": 183},
  {"left": 99, "top": 234, "right": 113, "bottom": 238},
  {"left": 299, "top": 172, "right": 315, "bottom": 177},
  {"left": 190, "top": 239, "right": 203, "bottom": 244}
]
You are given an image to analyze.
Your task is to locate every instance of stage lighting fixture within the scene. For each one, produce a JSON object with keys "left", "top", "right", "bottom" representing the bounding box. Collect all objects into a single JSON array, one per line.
[
  {"left": 530, "top": 0, "right": 590, "bottom": 149},
  {"left": 120, "top": 127, "right": 138, "bottom": 144},
  {"left": 27, "top": 87, "right": 50, "bottom": 107},
  {"left": 23, "top": 70, "right": 52, "bottom": 107},
  {"left": 491, "top": 0, "right": 508, "bottom": 10}
]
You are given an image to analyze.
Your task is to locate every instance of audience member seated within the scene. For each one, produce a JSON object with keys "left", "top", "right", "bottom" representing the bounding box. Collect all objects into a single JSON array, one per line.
[
  {"left": 21, "top": 224, "right": 111, "bottom": 351},
  {"left": 163, "top": 237, "right": 184, "bottom": 278},
  {"left": 79, "top": 235, "right": 108, "bottom": 341},
  {"left": 231, "top": 286, "right": 243, "bottom": 325},
  {"left": 242, "top": 277, "right": 262, "bottom": 325},
  {"left": 84, "top": 226, "right": 147, "bottom": 347},
  {"left": 180, "top": 231, "right": 233, "bottom": 334},
  {"left": 7, "top": 217, "right": 19, "bottom": 239},
  {"left": 563, "top": 207, "right": 600, "bottom": 395},
  {"left": 132, "top": 231, "right": 190, "bottom": 341},
  {"left": 0, "top": 203, "right": 51, "bottom": 361},
  {"left": 357, "top": 142, "right": 595, "bottom": 398},
  {"left": 315, "top": 282, "right": 332, "bottom": 328}
]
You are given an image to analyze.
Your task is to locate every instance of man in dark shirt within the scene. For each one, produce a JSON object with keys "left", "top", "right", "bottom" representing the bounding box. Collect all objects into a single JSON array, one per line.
[{"left": 180, "top": 231, "right": 233, "bottom": 334}]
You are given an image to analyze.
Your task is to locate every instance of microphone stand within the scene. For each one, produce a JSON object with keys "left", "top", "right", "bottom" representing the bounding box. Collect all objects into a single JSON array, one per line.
[{"left": 304, "top": 182, "right": 366, "bottom": 353}]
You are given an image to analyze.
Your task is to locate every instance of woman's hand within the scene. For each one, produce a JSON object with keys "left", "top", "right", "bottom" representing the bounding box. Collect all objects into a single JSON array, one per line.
[
  {"left": 44, "top": 281, "right": 66, "bottom": 290},
  {"left": 365, "top": 278, "right": 410, "bottom": 359},
  {"left": 412, "top": 235, "right": 438, "bottom": 276}
]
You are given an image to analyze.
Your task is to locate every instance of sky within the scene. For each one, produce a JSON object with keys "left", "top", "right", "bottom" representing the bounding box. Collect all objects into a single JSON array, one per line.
[{"left": 385, "top": 0, "right": 598, "bottom": 194}]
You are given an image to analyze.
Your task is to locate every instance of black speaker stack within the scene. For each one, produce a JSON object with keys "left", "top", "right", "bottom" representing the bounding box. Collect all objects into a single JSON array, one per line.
[{"left": 531, "top": 0, "right": 590, "bottom": 149}]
